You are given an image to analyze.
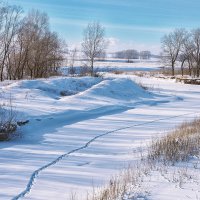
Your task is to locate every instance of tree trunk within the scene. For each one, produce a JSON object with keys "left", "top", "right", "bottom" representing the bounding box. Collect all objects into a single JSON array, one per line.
[
  {"left": 91, "top": 58, "right": 94, "bottom": 76},
  {"left": 171, "top": 61, "right": 175, "bottom": 76},
  {"left": 197, "top": 64, "right": 200, "bottom": 77},
  {"left": 0, "top": 66, "right": 4, "bottom": 81},
  {"left": 181, "top": 59, "right": 186, "bottom": 76},
  {"left": 188, "top": 64, "right": 192, "bottom": 76}
]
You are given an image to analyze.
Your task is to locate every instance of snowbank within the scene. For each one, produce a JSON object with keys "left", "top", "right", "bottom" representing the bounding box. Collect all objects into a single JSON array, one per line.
[{"left": 83, "top": 78, "right": 152, "bottom": 101}]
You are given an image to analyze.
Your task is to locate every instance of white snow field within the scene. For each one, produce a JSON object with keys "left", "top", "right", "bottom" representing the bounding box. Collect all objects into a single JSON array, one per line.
[
  {"left": 92, "top": 58, "right": 162, "bottom": 72},
  {"left": 61, "top": 58, "right": 162, "bottom": 75},
  {"left": 0, "top": 70, "right": 200, "bottom": 199}
]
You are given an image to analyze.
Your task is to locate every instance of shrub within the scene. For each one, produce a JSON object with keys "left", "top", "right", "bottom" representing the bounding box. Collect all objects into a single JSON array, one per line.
[{"left": 0, "top": 100, "right": 17, "bottom": 141}]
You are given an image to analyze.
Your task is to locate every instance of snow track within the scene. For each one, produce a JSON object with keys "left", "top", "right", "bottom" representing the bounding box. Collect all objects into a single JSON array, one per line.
[{"left": 12, "top": 111, "right": 200, "bottom": 200}]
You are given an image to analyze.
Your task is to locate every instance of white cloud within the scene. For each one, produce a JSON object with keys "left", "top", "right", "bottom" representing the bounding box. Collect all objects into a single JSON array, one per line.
[
  {"left": 104, "top": 23, "right": 173, "bottom": 33},
  {"left": 106, "top": 37, "right": 161, "bottom": 54}
]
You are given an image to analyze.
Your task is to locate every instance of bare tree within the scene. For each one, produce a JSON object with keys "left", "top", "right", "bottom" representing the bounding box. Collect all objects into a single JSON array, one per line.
[
  {"left": 140, "top": 51, "right": 151, "bottom": 60},
  {"left": 178, "top": 53, "right": 188, "bottom": 76},
  {"left": 0, "top": 3, "right": 65, "bottom": 81},
  {"left": 68, "top": 48, "right": 78, "bottom": 76},
  {"left": 0, "top": 4, "right": 22, "bottom": 81},
  {"left": 161, "top": 29, "right": 186, "bottom": 76},
  {"left": 82, "top": 22, "right": 107, "bottom": 76},
  {"left": 16, "top": 10, "right": 64, "bottom": 79},
  {"left": 190, "top": 29, "right": 200, "bottom": 77},
  {"left": 182, "top": 35, "right": 195, "bottom": 76},
  {"left": 125, "top": 49, "right": 139, "bottom": 62},
  {"left": 115, "top": 49, "right": 139, "bottom": 62},
  {"left": 181, "top": 29, "right": 200, "bottom": 77}
]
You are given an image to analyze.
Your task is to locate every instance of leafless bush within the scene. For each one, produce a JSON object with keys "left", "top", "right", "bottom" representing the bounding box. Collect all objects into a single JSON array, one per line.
[
  {"left": 148, "top": 119, "right": 200, "bottom": 163},
  {"left": 79, "top": 65, "right": 91, "bottom": 76},
  {"left": 0, "top": 98, "right": 17, "bottom": 141}
]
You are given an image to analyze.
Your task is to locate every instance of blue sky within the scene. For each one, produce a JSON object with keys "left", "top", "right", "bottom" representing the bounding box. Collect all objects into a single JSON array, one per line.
[{"left": 8, "top": 0, "right": 200, "bottom": 53}]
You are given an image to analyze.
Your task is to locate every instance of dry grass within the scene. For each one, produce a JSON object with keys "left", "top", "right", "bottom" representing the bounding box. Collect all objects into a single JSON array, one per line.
[
  {"left": 0, "top": 99, "right": 17, "bottom": 141},
  {"left": 112, "top": 70, "right": 124, "bottom": 75},
  {"left": 160, "top": 67, "right": 191, "bottom": 76},
  {"left": 86, "top": 162, "right": 151, "bottom": 200},
  {"left": 135, "top": 81, "right": 148, "bottom": 90},
  {"left": 176, "top": 78, "right": 200, "bottom": 85},
  {"left": 148, "top": 119, "right": 200, "bottom": 163}
]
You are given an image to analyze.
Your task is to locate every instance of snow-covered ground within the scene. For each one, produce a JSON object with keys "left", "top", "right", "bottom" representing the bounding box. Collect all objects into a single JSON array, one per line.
[
  {"left": 0, "top": 61, "right": 200, "bottom": 200},
  {"left": 61, "top": 58, "right": 162, "bottom": 75},
  {"left": 94, "top": 58, "right": 162, "bottom": 71},
  {"left": 128, "top": 159, "right": 200, "bottom": 200}
]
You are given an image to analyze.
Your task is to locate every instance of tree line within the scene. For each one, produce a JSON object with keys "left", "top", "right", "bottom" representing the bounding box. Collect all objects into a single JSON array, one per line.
[
  {"left": 115, "top": 50, "right": 151, "bottom": 62},
  {"left": 0, "top": 4, "right": 65, "bottom": 81},
  {"left": 162, "top": 28, "right": 200, "bottom": 77},
  {"left": 0, "top": 2, "right": 107, "bottom": 80}
]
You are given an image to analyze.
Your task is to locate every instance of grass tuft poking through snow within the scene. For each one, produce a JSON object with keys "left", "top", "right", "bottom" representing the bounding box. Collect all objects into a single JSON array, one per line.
[
  {"left": 148, "top": 119, "right": 200, "bottom": 163},
  {"left": 83, "top": 162, "right": 151, "bottom": 200}
]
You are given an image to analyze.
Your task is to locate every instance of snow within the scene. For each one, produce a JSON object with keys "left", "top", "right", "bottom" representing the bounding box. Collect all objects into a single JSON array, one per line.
[
  {"left": 125, "top": 158, "right": 200, "bottom": 200},
  {"left": 94, "top": 58, "right": 162, "bottom": 72},
  {"left": 60, "top": 58, "right": 162, "bottom": 75},
  {"left": 0, "top": 62, "right": 200, "bottom": 200}
]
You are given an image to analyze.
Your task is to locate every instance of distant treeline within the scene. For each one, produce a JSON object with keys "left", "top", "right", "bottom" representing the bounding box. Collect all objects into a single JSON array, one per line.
[{"left": 114, "top": 50, "right": 151, "bottom": 62}]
